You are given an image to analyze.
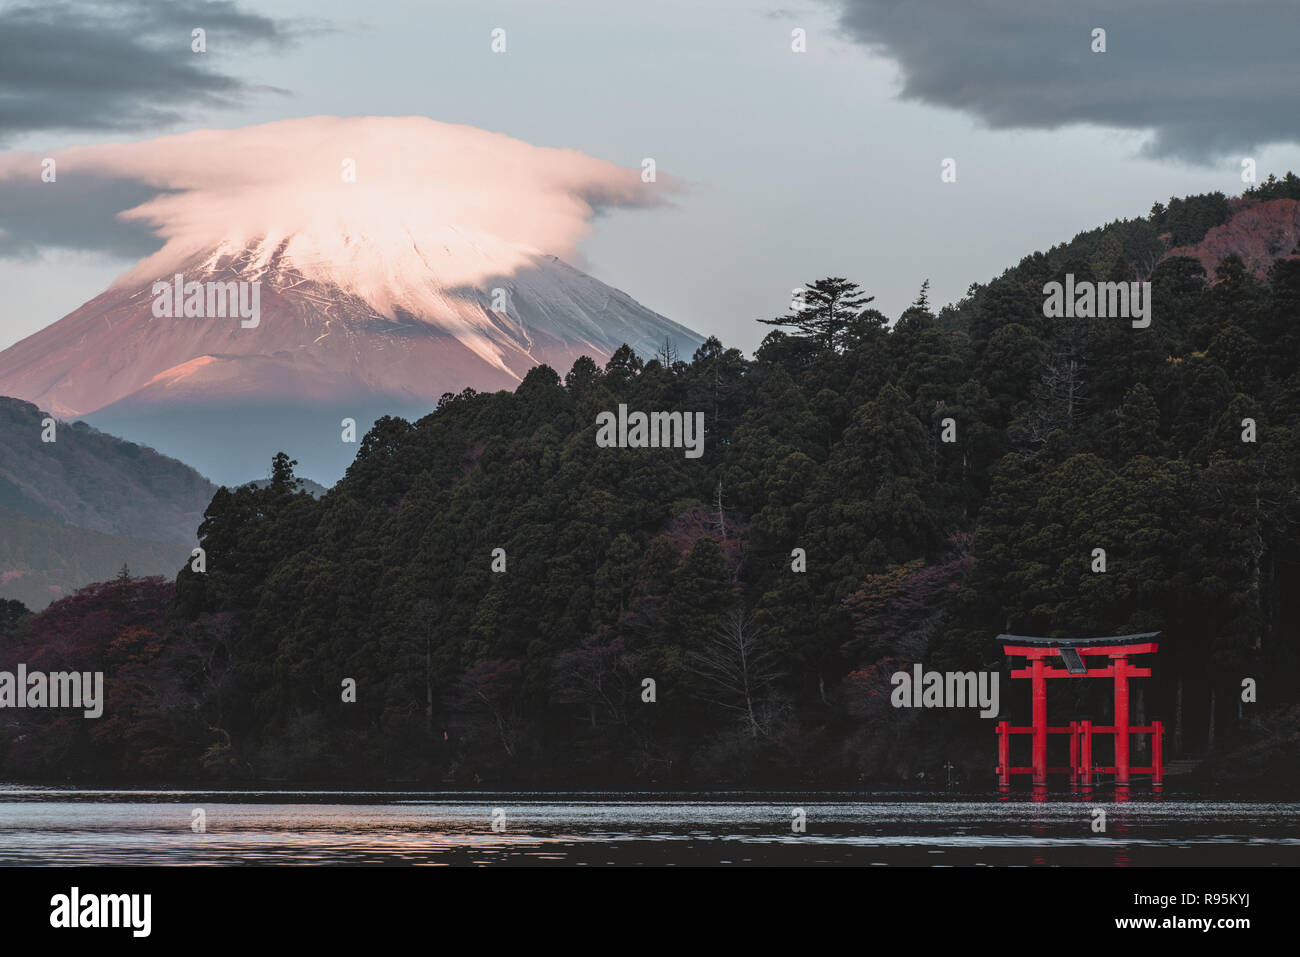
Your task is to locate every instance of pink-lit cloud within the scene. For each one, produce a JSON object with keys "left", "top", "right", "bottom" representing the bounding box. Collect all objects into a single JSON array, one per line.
[{"left": 0, "top": 115, "right": 673, "bottom": 294}]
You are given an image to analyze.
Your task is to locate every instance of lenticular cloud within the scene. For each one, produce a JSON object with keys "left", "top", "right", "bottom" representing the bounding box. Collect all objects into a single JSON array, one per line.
[{"left": 0, "top": 115, "right": 667, "bottom": 292}]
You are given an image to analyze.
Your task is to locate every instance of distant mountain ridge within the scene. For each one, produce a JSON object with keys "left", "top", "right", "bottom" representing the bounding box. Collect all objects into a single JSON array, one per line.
[
  {"left": 0, "top": 507, "right": 189, "bottom": 611},
  {"left": 0, "top": 397, "right": 216, "bottom": 608},
  {"left": 0, "top": 397, "right": 214, "bottom": 542}
]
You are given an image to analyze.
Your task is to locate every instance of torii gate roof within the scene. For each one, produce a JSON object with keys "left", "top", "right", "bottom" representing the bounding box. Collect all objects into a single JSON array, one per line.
[{"left": 997, "top": 632, "right": 1160, "bottom": 648}]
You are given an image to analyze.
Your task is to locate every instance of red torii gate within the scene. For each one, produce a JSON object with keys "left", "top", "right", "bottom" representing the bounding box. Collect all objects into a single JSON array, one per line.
[{"left": 995, "top": 633, "right": 1164, "bottom": 790}]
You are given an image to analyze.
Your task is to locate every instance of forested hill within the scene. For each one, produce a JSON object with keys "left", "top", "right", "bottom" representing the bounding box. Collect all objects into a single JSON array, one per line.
[
  {"left": 4, "top": 183, "right": 1300, "bottom": 788},
  {"left": 938, "top": 171, "right": 1300, "bottom": 336}
]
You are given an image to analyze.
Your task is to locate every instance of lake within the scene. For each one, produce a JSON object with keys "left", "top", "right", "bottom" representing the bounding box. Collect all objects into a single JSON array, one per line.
[{"left": 2, "top": 787, "right": 1297, "bottom": 865}]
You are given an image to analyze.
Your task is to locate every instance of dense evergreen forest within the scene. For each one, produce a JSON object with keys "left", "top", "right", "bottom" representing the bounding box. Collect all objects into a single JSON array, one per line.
[{"left": 4, "top": 178, "right": 1300, "bottom": 790}]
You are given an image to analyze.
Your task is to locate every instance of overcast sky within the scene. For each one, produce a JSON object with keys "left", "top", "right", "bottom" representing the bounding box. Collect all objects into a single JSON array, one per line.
[{"left": 1, "top": 0, "right": 1298, "bottom": 353}]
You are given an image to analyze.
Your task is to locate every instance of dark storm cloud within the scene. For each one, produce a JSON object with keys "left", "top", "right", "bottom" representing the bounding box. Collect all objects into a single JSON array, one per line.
[
  {"left": 0, "top": 0, "right": 307, "bottom": 143},
  {"left": 0, "top": 173, "right": 163, "bottom": 258},
  {"left": 828, "top": 0, "right": 1300, "bottom": 162}
]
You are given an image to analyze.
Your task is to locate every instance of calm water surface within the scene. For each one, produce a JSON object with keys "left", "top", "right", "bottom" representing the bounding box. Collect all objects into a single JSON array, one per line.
[{"left": 1, "top": 786, "right": 1297, "bottom": 865}]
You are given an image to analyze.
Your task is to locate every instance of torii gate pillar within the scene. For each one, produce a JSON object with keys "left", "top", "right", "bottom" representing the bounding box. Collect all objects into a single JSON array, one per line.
[
  {"left": 1112, "top": 651, "right": 1130, "bottom": 788},
  {"left": 1031, "top": 655, "right": 1047, "bottom": 786}
]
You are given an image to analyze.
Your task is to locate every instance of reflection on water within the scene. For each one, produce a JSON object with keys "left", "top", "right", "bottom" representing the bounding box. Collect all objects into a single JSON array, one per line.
[{"left": 0, "top": 787, "right": 1297, "bottom": 865}]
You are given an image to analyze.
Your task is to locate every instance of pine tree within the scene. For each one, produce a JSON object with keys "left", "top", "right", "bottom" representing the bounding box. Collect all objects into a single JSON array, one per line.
[{"left": 759, "top": 277, "right": 874, "bottom": 351}]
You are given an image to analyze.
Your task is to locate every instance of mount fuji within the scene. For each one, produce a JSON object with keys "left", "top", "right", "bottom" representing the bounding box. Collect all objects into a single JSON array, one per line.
[
  {"left": 0, "top": 117, "right": 703, "bottom": 485},
  {"left": 0, "top": 242, "right": 700, "bottom": 485}
]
